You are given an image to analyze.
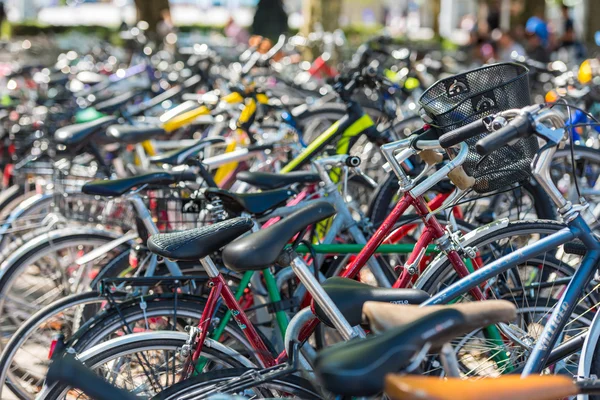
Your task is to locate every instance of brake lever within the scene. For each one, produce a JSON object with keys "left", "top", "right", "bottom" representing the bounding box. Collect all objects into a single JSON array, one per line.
[{"left": 354, "top": 166, "right": 378, "bottom": 189}]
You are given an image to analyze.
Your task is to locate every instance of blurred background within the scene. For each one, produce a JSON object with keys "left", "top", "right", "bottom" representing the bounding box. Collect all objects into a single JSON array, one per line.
[
  {"left": 0, "top": 1, "right": 595, "bottom": 46},
  {"left": 0, "top": 0, "right": 597, "bottom": 77}
]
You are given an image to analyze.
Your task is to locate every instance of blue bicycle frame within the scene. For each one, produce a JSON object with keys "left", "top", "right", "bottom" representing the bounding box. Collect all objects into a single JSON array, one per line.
[
  {"left": 423, "top": 213, "right": 600, "bottom": 375},
  {"left": 567, "top": 108, "right": 600, "bottom": 142}
]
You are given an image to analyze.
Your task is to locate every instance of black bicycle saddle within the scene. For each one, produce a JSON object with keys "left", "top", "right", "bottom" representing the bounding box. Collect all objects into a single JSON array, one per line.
[{"left": 222, "top": 201, "right": 335, "bottom": 272}]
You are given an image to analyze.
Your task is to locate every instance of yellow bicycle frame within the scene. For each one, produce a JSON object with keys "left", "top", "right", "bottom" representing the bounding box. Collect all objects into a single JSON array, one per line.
[{"left": 280, "top": 113, "right": 375, "bottom": 173}]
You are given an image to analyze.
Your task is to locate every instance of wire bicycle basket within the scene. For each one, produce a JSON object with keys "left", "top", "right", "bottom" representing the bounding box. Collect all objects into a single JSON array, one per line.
[
  {"left": 54, "top": 169, "right": 207, "bottom": 236},
  {"left": 419, "top": 62, "right": 537, "bottom": 194}
]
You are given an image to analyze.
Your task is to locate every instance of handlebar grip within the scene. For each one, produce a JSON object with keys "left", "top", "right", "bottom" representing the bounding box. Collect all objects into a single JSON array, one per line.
[
  {"left": 475, "top": 114, "right": 533, "bottom": 156},
  {"left": 418, "top": 149, "right": 443, "bottom": 166},
  {"left": 248, "top": 143, "right": 275, "bottom": 152},
  {"left": 448, "top": 166, "right": 476, "bottom": 190},
  {"left": 439, "top": 119, "right": 488, "bottom": 149},
  {"left": 345, "top": 156, "right": 361, "bottom": 167}
]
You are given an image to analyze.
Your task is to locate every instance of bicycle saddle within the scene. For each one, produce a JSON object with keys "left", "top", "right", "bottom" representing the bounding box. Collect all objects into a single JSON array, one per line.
[
  {"left": 236, "top": 171, "right": 321, "bottom": 190},
  {"left": 384, "top": 375, "right": 577, "bottom": 400},
  {"left": 312, "top": 277, "right": 430, "bottom": 327},
  {"left": 48, "top": 72, "right": 69, "bottom": 86},
  {"left": 54, "top": 116, "right": 118, "bottom": 147},
  {"left": 205, "top": 187, "right": 295, "bottom": 216},
  {"left": 222, "top": 201, "right": 335, "bottom": 272},
  {"left": 149, "top": 138, "right": 226, "bottom": 166},
  {"left": 94, "top": 90, "right": 139, "bottom": 114},
  {"left": 363, "top": 300, "right": 517, "bottom": 333},
  {"left": 106, "top": 125, "right": 166, "bottom": 144},
  {"left": 76, "top": 71, "right": 105, "bottom": 86},
  {"left": 314, "top": 300, "right": 516, "bottom": 396},
  {"left": 147, "top": 217, "right": 253, "bottom": 261},
  {"left": 82, "top": 171, "right": 196, "bottom": 197}
]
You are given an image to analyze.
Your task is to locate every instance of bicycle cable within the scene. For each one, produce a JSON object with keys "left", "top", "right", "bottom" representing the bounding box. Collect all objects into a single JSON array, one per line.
[{"left": 552, "top": 99, "right": 582, "bottom": 199}]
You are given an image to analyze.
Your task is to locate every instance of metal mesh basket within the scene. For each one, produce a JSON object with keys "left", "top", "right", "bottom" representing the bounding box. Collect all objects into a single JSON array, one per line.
[
  {"left": 53, "top": 171, "right": 207, "bottom": 234},
  {"left": 52, "top": 168, "right": 133, "bottom": 229},
  {"left": 419, "top": 63, "right": 537, "bottom": 194},
  {"left": 142, "top": 187, "right": 207, "bottom": 233}
]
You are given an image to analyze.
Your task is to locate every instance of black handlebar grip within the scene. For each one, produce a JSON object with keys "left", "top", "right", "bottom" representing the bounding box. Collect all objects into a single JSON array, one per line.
[
  {"left": 345, "top": 156, "right": 361, "bottom": 167},
  {"left": 439, "top": 119, "right": 488, "bottom": 149},
  {"left": 248, "top": 143, "right": 275, "bottom": 152},
  {"left": 475, "top": 114, "right": 532, "bottom": 156}
]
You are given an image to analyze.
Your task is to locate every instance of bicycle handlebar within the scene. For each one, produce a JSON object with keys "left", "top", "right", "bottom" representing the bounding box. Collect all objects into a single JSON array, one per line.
[
  {"left": 439, "top": 119, "right": 489, "bottom": 149},
  {"left": 475, "top": 114, "right": 533, "bottom": 155}
]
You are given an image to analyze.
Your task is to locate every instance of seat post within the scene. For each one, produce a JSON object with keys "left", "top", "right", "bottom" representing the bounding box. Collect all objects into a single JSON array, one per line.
[
  {"left": 200, "top": 256, "right": 221, "bottom": 278},
  {"left": 439, "top": 343, "right": 461, "bottom": 377},
  {"left": 288, "top": 253, "right": 364, "bottom": 340},
  {"left": 128, "top": 194, "right": 160, "bottom": 235}
]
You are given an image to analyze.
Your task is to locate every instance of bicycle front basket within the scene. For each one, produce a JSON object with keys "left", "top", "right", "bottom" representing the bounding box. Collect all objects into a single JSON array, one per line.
[{"left": 419, "top": 63, "right": 537, "bottom": 194}]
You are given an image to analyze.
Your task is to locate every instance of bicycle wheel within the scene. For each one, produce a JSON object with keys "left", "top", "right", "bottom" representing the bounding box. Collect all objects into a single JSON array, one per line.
[
  {"left": 1, "top": 293, "right": 264, "bottom": 400},
  {"left": 41, "top": 332, "right": 252, "bottom": 399},
  {"left": 552, "top": 145, "right": 600, "bottom": 219},
  {"left": 416, "top": 220, "right": 595, "bottom": 376},
  {"left": 0, "top": 292, "right": 118, "bottom": 400},
  {"left": 0, "top": 191, "right": 54, "bottom": 249},
  {"left": 153, "top": 367, "right": 320, "bottom": 400},
  {"left": 368, "top": 173, "right": 555, "bottom": 228},
  {"left": 72, "top": 295, "right": 275, "bottom": 362},
  {"left": 0, "top": 184, "right": 26, "bottom": 218},
  {"left": 0, "top": 228, "right": 130, "bottom": 355}
]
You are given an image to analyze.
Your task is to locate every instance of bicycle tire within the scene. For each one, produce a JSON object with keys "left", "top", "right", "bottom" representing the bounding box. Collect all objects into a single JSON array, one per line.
[
  {"left": 41, "top": 333, "right": 251, "bottom": 399},
  {"left": 0, "top": 292, "right": 120, "bottom": 400},
  {"left": 152, "top": 367, "right": 320, "bottom": 400},
  {"left": 72, "top": 295, "right": 276, "bottom": 359},
  {"left": 416, "top": 220, "right": 574, "bottom": 294},
  {"left": 0, "top": 184, "right": 26, "bottom": 217},
  {"left": 368, "top": 172, "right": 556, "bottom": 228},
  {"left": 416, "top": 220, "right": 596, "bottom": 376},
  {"left": 0, "top": 228, "right": 131, "bottom": 353}
]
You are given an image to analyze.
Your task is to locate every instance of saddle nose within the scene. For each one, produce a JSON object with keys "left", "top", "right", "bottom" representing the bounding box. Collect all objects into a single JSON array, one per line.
[{"left": 147, "top": 217, "right": 254, "bottom": 261}]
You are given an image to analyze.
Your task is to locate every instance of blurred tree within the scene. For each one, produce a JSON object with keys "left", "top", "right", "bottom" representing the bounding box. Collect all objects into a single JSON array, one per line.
[
  {"left": 134, "top": 0, "right": 171, "bottom": 36},
  {"left": 251, "top": 0, "right": 289, "bottom": 41},
  {"left": 587, "top": 0, "right": 600, "bottom": 44},
  {"left": 301, "top": 0, "right": 341, "bottom": 36},
  {"left": 301, "top": 0, "right": 341, "bottom": 58},
  {"left": 432, "top": 0, "right": 441, "bottom": 36},
  {"left": 518, "top": 0, "right": 545, "bottom": 26}
]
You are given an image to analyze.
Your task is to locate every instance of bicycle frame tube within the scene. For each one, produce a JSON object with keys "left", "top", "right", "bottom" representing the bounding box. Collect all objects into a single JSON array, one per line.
[
  {"left": 189, "top": 273, "right": 276, "bottom": 374},
  {"left": 383, "top": 191, "right": 456, "bottom": 245},
  {"left": 295, "top": 243, "right": 438, "bottom": 254},
  {"left": 522, "top": 215, "right": 600, "bottom": 375},
  {"left": 423, "top": 227, "right": 576, "bottom": 306},
  {"left": 342, "top": 194, "right": 413, "bottom": 278},
  {"left": 393, "top": 227, "right": 434, "bottom": 288},
  {"left": 341, "top": 192, "right": 479, "bottom": 296},
  {"left": 274, "top": 191, "right": 485, "bottom": 362},
  {"left": 280, "top": 101, "right": 374, "bottom": 173}
]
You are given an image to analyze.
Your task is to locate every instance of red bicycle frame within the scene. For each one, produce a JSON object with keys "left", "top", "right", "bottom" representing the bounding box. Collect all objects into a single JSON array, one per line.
[
  {"left": 183, "top": 274, "right": 276, "bottom": 377},
  {"left": 271, "top": 190, "right": 485, "bottom": 363},
  {"left": 181, "top": 187, "right": 317, "bottom": 377},
  {"left": 186, "top": 186, "right": 477, "bottom": 368}
]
